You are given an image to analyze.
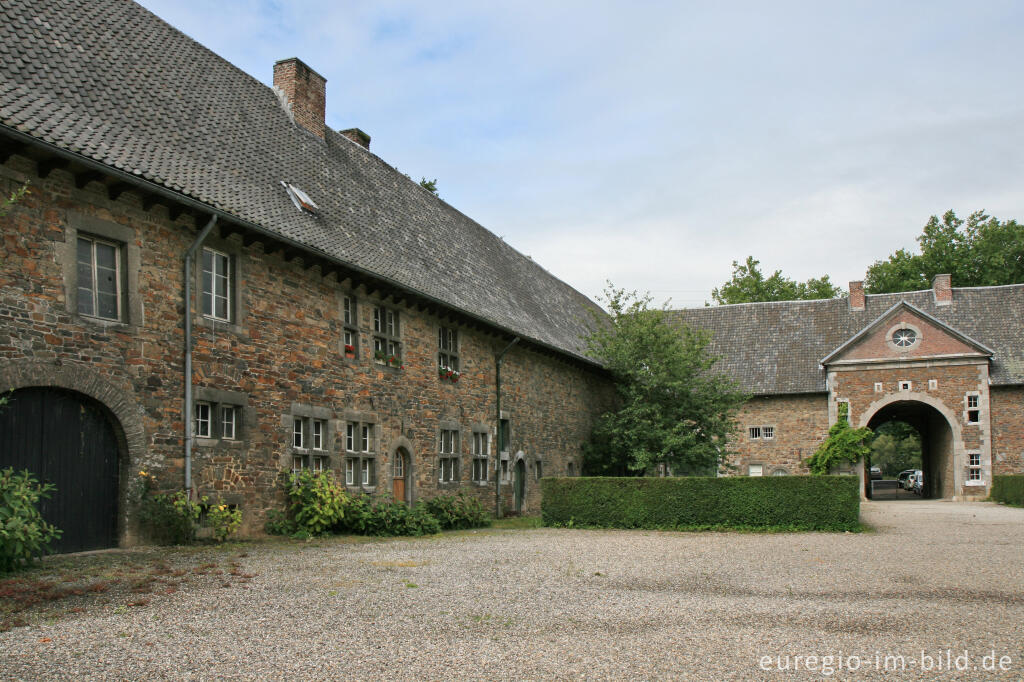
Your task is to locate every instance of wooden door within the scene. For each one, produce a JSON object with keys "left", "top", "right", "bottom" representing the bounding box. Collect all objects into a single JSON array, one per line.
[
  {"left": 0, "top": 388, "right": 120, "bottom": 553},
  {"left": 392, "top": 451, "right": 406, "bottom": 503},
  {"left": 514, "top": 459, "right": 526, "bottom": 513}
]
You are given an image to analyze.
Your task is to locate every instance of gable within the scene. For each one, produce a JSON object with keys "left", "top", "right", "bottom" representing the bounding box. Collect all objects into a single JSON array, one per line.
[{"left": 823, "top": 302, "right": 993, "bottom": 366}]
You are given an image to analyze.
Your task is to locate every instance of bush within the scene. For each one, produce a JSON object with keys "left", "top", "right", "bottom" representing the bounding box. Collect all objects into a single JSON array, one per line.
[
  {"left": 286, "top": 469, "right": 347, "bottom": 537},
  {"left": 991, "top": 475, "right": 1024, "bottom": 507},
  {"left": 264, "top": 509, "right": 296, "bottom": 536},
  {"left": 338, "top": 496, "right": 441, "bottom": 537},
  {"left": 0, "top": 467, "right": 62, "bottom": 572},
  {"left": 421, "top": 492, "right": 491, "bottom": 530},
  {"left": 207, "top": 503, "right": 243, "bottom": 542},
  {"left": 541, "top": 476, "right": 861, "bottom": 531},
  {"left": 132, "top": 471, "right": 204, "bottom": 545}
]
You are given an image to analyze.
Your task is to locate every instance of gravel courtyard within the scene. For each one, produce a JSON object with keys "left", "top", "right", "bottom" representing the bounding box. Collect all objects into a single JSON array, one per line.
[{"left": 2, "top": 500, "right": 1022, "bottom": 680}]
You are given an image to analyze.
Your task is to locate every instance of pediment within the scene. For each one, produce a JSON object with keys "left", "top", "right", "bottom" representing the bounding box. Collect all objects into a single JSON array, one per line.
[{"left": 821, "top": 301, "right": 994, "bottom": 366}]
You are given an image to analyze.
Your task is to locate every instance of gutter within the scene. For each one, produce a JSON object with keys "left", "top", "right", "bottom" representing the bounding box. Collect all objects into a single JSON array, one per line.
[{"left": 183, "top": 215, "right": 217, "bottom": 494}]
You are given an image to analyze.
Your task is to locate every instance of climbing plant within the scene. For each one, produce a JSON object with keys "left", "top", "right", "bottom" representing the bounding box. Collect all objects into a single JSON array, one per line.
[{"left": 805, "top": 403, "right": 873, "bottom": 475}]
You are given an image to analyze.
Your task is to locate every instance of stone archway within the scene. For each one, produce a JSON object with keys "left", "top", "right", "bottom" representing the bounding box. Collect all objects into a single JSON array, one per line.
[{"left": 858, "top": 393, "right": 963, "bottom": 500}]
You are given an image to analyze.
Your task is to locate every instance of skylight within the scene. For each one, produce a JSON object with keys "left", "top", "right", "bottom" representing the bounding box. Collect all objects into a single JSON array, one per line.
[{"left": 281, "top": 181, "right": 319, "bottom": 215}]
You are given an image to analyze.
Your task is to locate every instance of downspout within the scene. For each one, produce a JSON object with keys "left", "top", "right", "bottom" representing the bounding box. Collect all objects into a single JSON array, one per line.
[
  {"left": 184, "top": 215, "right": 218, "bottom": 495},
  {"left": 494, "top": 336, "right": 520, "bottom": 519}
]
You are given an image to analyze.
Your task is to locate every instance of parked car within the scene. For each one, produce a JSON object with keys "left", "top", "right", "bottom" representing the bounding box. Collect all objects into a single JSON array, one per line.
[
  {"left": 911, "top": 470, "right": 924, "bottom": 495},
  {"left": 869, "top": 466, "right": 883, "bottom": 480},
  {"left": 897, "top": 469, "right": 916, "bottom": 489}
]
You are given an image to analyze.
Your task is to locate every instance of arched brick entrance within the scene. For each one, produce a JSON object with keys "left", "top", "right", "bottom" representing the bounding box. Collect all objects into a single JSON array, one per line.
[{"left": 862, "top": 399, "right": 954, "bottom": 499}]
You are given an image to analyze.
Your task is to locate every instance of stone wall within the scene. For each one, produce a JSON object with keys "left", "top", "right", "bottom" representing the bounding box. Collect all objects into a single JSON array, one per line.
[
  {"left": 0, "top": 157, "right": 613, "bottom": 538},
  {"left": 990, "top": 386, "right": 1024, "bottom": 476},
  {"left": 726, "top": 394, "right": 830, "bottom": 475}
]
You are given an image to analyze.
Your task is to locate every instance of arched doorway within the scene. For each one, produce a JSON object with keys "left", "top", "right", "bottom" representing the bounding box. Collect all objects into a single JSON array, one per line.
[
  {"left": 0, "top": 387, "right": 121, "bottom": 552},
  {"left": 513, "top": 459, "right": 526, "bottom": 513},
  {"left": 392, "top": 448, "right": 410, "bottom": 504},
  {"left": 863, "top": 399, "right": 956, "bottom": 499}
]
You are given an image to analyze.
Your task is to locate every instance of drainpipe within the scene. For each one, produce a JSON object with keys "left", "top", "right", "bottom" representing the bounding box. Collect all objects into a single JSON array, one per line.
[
  {"left": 494, "top": 336, "right": 520, "bottom": 519},
  {"left": 184, "top": 215, "right": 218, "bottom": 495}
]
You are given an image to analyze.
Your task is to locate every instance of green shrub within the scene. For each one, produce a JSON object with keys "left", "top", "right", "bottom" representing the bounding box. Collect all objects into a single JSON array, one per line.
[
  {"left": 541, "top": 476, "right": 860, "bottom": 531},
  {"left": 339, "top": 497, "right": 441, "bottom": 537},
  {"left": 0, "top": 467, "right": 62, "bottom": 572},
  {"left": 132, "top": 471, "right": 204, "bottom": 545},
  {"left": 421, "top": 492, "right": 491, "bottom": 530},
  {"left": 264, "top": 509, "right": 297, "bottom": 536},
  {"left": 207, "top": 503, "right": 243, "bottom": 542},
  {"left": 991, "top": 475, "right": 1024, "bottom": 507},
  {"left": 286, "top": 469, "right": 347, "bottom": 537}
]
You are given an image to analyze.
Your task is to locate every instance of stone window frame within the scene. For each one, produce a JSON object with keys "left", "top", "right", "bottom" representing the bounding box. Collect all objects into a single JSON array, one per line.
[
  {"left": 770, "top": 468, "right": 789, "bottom": 476},
  {"left": 874, "top": 382, "right": 884, "bottom": 393},
  {"left": 471, "top": 426, "right": 489, "bottom": 485},
  {"left": 372, "top": 305, "right": 402, "bottom": 367},
  {"left": 193, "top": 387, "right": 250, "bottom": 448},
  {"left": 192, "top": 234, "right": 247, "bottom": 337},
  {"left": 747, "top": 463, "right": 764, "bottom": 477},
  {"left": 928, "top": 379, "right": 938, "bottom": 391},
  {"left": 343, "top": 413, "right": 378, "bottom": 490},
  {"left": 438, "top": 421, "right": 461, "bottom": 487},
  {"left": 747, "top": 425, "right": 774, "bottom": 440},
  {"left": 886, "top": 322, "right": 922, "bottom": 351},
  {"left": 59, "top": 212, "right": 142, "bottom": 329},
  {"left": 898, "top": 380, "right": 912, "bottom": 392},
  {"left": 965, "top": 451, "right": 983, "bottom": 485},
  {"left": 534, "top": 457, "right": 543, "bottom": 481},
  {"left": 341, "top": 293, "right": 359, "bottom": 360},
  {"left": 288, "top": 403, "right": 334, "bottom": 474},
  {"left": 964, "top": 392, "right": 981, "bottom": 425},
  {"left": 438, "top": 324, "right": 460, "bottom": 378}
]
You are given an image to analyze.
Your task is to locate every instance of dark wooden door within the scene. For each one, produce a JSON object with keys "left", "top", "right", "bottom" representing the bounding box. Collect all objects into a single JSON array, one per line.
[
  {"left": 514, "top": 459, "right": 525, "bottom": 513},
  {"left": 0, "top": 388, "right": 119, "bottom": 553}
]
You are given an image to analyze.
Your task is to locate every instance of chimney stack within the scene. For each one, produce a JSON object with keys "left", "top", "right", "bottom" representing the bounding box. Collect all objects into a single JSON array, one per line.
[
  {"left": 849, "top": 280, "right": 865, "bottom": 311},
  {"left": 340, "top": 128, "right": 371, "bottom": 150},
  {"left": 274, "top": 58, "right": 326, "bottom": 139},
  {"left": 932, "top": 273, "right": 952, "bottom": 306}
]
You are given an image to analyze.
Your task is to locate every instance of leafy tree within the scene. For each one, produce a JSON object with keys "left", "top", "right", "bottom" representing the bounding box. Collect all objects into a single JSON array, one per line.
[
  {"left": 869, "top": 421, "right": 921, "bottom": 477},
  {"left": 805, "top": 403, "right": 873, "bottom": 475},
  {"left": 582, "top": 285, "right": 748, "bottom": 476},
  {"left": 711, "top": 256, "right": 842, "bottom": 304},
  {"left": 419, "top": 177, "right": 438, "bottom": 195},
  {"left": 866, "top": 210, "right": 1024, "bottom": 293}
]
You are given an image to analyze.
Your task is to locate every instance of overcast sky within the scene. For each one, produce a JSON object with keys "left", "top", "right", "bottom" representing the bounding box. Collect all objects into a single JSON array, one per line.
[{"left": 137, "top": 0, "right": 1024, "bottom": 307}]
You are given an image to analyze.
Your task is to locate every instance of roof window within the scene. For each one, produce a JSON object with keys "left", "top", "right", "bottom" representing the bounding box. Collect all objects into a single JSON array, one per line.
[{"left": 281, "top": 181, "right": 319, "bottom": 215}]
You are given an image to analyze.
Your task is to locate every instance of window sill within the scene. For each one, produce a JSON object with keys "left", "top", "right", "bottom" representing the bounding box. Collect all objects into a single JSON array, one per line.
[
  {"left": 964, "top": 480, "right": 986, "bottom": 487},
  {"left": 195, "top": 315, "right": 247, "bottom": 338}
]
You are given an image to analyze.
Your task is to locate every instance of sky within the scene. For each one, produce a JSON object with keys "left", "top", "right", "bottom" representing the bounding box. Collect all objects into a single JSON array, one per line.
[{"left": 137, "top": 0, "right": 1024, "bottom": 307}]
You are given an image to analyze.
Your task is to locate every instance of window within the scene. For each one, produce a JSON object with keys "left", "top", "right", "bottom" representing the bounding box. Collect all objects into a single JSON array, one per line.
[
  {"left": 440, "top": 428, "right": 459, "bottom": 483},
  {"left": 361, "top": 459, "right": 374, "bottom": 486},
  {"left": 928, "top": 379, "right": 938, "bottom": 391},
  {"left": 535, "top": 460, "right": 543, "bottom": 481},
  {"left": 345, "top": 422, "right": 375, "bottom": 487},
  {"left": 771, "top": 468, "right": 788, "bottom": 476},
  {"left": 966, "top": 394, "right": 980, "bottom": 424},
  {"left": 373, "top": 306, "right": 401, "bottom": 365},
  {"left": 438, "top": 326, "right": 459, "bottom": 378},
  {"left": 874, "top": 382, "right": 883, "bottom": 393},
  {"left": 892, "top": 328, "right": 917, "bottom": 347},
  {"left": 500, "top": 458, "right": 509, "bottom": 482},
  {"left": 967, "top": 452, "right": 982, "bottom": 483},
  {"left": 292, "top": 454, "right": 305, "bottom": 475},
  {"left": 311, "top": 454, "right": 327, "bottom": 473},
  {"left": 498, "top": 419, "right": 511, "bottom": 453},
  {"left": 748, "top": 426, "right": 761, "bottom": 440},
  {"left": 472, "top": 432, "right": 489, "bottom": 483},
  {"left": 342, "top": 295, "right": 358, "bottom": 356},
  {"left": 194, "top": 402, "right": 211, "bottom": 438},
  {"left": 76, "top": 236, "right": 121, "bottom": 320},
  {"left": 567, "top": 461, "right": 576, "bottom": 477},
  {"left": 762, "top": 426, "right": 774, "bottom": 440},
  {"left": 748, "top": 464, "right": 763, "bottom": 477},
  {"left": 345, "top": 458, "right": 356, "bottom": 485},
  {"left": 293, "top": 417, "right": 305, "bottom": 449},
  {"left": 221, "top": 406, "right": 236, "bottom": 440},
  {"left": 312, "top": 419, "right": 325, "bottom": 451},
  {"left": 201, "top": 247, "right": 231, "bottom": 321},
  {"left": 899, "top": 381, "right": 912, "bottom": 391}
]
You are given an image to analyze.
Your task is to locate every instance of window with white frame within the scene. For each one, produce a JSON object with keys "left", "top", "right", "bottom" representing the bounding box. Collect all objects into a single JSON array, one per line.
[
  {"left": 372, "top": 306, "right": 401, "bottom": 365},
  {"left": 345, "top": 457, "right": 357, "bottom": 486},
  {"left": 342, "top": 295, "right": 358, "bottom": 356},
  {"left": 874, "top": 382, "right": 883, "bottom": 393},
  {"left": 748, "top": 464, "right": 764, "bottom": 477},
  {"left": 221, "top": 406, "right": 236, "bottom": 440},
  {"left": 76, "top": 235, "right": 122, "bottom": 321},
  {"left": 928, "top": 379, "right": 938, "bottom": 391},
  {"left": 762, "top": 426, "right": 774, "bottom": 440},
  {"left": 312, "top": 419, "right": 326, "bottom": 451},
  {"left": 201, "top": 247, "right": 231, "bottom": 321},
  {"left": 440, "top": 428, "right": 459, "bottom": 483},
  {"left": 899, "top": 380, "right": 912, "bottom": 391},
  {"left": 345, "top": 422, "right": 375, "bottom": 486},
  {"left": 967, "top": 452, "right": 982, "bottom": 482},
  {"left": 438, "top": 325, "right": 459, "bottom": 377},
  {"left": 472, "top": 431, "right": 488, "bottom": 482},
  {"left": 193, "top": 396, "right": 244, "bottom": 444},
  {"left": 748, "top": 426, "right": 761, "bottom": 440},
  {"left": 293, "top": 417, "right": 305, "bottom": 449},
  {"left": 749, "top": 426, "right": 773, "bottom": 440},
  {"left": 194, "top": 402, "right": 212, "bottom": 438},
  {"left": 966, "top": 394, "right": 980, "bottom": 423}
]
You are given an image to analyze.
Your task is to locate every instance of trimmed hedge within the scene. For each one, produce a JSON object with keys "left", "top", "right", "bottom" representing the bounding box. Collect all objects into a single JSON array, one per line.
[
  {"left": 991, "top": 475, "right": 1024, "bottom": 507},
  {"left": 541, "top": 476, "right": 860, "bottom": 531}
]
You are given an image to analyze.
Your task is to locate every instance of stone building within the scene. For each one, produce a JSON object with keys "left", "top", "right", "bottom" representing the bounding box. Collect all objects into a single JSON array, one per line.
[
  {"left": 668, "top": 277, "right": 1024, "bottom": 500},
  {"left": 0, "top": 0, "right": 612, "bottom": 551}
]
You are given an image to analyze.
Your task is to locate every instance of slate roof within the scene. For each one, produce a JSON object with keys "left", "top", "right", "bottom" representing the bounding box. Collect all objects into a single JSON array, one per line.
[
  {"left": 0, "top": 0, "right": 602, "bottom": 362},
  {"left": 665, "top": 284, "right": 1024, "bottom": 395}
]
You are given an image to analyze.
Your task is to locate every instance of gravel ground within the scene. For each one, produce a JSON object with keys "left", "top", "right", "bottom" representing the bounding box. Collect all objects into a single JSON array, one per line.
[{"left": 2, "top": 500, "right": 1023, "bottom": 680}]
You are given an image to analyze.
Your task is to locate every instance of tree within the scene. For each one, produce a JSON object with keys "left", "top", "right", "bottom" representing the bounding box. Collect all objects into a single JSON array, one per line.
[
  {"left": 711, "top": 256, "right": 842, "bottom": 304},
  {"left": 869, "top": 421, "right": 921, "bottom": 477},
  {"left": 866, "top": 210, "right": 1024, "bottom": 293},
  {"left": 582, "top": 285, "right": 748, "bottom": 476},
  {"left": 419, "top": 177, "right": 438, "bottom": 195}
]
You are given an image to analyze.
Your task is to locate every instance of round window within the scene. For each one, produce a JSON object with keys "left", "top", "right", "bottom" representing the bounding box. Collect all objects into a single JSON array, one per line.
[{"left": 892, "top": 328, "right": 917, "bottom": 347}]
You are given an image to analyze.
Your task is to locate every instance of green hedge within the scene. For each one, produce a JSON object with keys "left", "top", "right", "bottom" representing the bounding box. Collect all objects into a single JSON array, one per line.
[
  {"left": 541, "top": 476, "right": 860, "bottom": 531},
  {"left": 991, "top": 475, "right": 1024, "bottom": 507}
]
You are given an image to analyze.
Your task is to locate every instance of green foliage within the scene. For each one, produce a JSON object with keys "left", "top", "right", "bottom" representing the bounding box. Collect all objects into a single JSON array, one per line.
[
  {"left": 419, "top": 177, "right": 438, "bottom": 195},
  {"left": 338, "top": 496, "right": 441, "bottom": 537},
  {"left": 0, "top": 467, "right": 63, "bottom": 572},
  {"left": 805, "top": 404, "right": 873, "bottom": 475},
  {"left": 711, "top": 256, "right": 843, "bottom": 305},
  {"left": 866, "top": 210, "right": 1024, "bottom": 293},
  {"left": 869, "top": 421, "right": 921, "bottom": 476},
  {"left": 420, "top": 493, "right": 491, "bottom": 530},
  {"left": 0, "top": 181, "right": 29, "bottom": 219},
  {"left": 583, "top": 285, "right": 747, "bottom": 476},
  {"left": 263, "top": 509, "right": 296, "bottom": 536},
  {"left": 991, "top": 475, "right": 1024, "bottom": 507},
  {"left": 207, "top": 503, "right": 242, "bottom": 542},
  {"left": 285, "top": 469, "right": 347, "bottom": 537},
  {"left": 132, "top": 472, "right": 204, "bottom": 545},
  {"left": 541, "top": 475, "right": 861, "bottom": 531}
]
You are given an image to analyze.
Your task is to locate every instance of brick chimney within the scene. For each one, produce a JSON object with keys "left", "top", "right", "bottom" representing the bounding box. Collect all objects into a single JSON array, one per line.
[
  {"left": 849, "top": 280, "right": 865, "bottom": 311},
  {"left": 933, "top": 273, "right": 952, "bottom": 306},
  {"left": 339, "top": 128, "right": 371, "bottom": 150},
  {"left": 273, "top": 58, "right": 326, "bottom": 139}
]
